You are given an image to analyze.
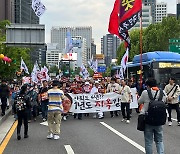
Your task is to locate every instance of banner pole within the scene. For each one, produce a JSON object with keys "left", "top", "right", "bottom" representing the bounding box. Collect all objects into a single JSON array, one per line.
[{"left": 140, "top": 16, "right": 143, "bottom": 88}]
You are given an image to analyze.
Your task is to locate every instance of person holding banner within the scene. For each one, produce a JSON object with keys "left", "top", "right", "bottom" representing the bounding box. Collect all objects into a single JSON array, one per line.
[
  {"left": 107, "top": 77, "right": 121, "bottom": 118},
  {"left": 91, "top": 81, "right": 104, "bottom": 119},
  {"left": 120, "top": 79, "right": 131, "bottom": 124},
  {"left": 72, "top": 81, "right": 83, "bottom": 120}
]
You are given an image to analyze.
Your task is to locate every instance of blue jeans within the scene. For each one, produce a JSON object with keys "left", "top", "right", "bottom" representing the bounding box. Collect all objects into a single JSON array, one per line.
[
  {"left": 41, "top": 101, "right": 48, "bottom": 119},
  {"left": 144, "top": 124, "right": 164, "bottom": 154}
]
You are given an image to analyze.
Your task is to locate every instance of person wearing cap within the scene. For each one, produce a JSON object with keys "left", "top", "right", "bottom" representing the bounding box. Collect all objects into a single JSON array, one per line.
[
  {"left": 91, "top": 81, "right": 104, "bottom": 119},
  {"left": 47, "top": 80, "right": 65, "bottom": 140},
  {"left": 83, "top": 81, "right": 92, "bottom": 117}
]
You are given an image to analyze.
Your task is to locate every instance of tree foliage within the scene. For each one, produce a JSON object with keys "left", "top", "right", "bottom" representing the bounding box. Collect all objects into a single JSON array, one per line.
[
  {"left": 117, "top": 17, "right": 180, "bottom": 65},
  {"left": 0, "top": 20, "right": 30, "bottom": 80}
]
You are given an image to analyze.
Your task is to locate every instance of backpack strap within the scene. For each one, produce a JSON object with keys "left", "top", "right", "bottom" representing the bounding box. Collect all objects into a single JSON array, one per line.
[
  {"left": 167, "top": 84, "right": 176, "bottom": 96},
  {"left": 147, "top": 89, "right": 158, "bottom": 101},
  {"left": 158, "top": 90, "right": 163, "bottom": 101},
  {"left": 171, "top": 85, "right": 178, "bottom": 97}
]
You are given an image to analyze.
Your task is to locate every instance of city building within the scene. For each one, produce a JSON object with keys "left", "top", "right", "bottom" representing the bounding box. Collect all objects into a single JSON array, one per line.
[
  {"left": 155, "top": 2, "right": 167, "bottom": 23},
  {"left": 133, "top": 4, "right": 152, "bottom": 29},
  {"left": 177, "top": 0, "right": 180, "bottom": 20},
  {"left": 46, "top": 43, "right": 60, "bottom": 67},
  {"left": 91, "top": 39, "right": 96, "bottom": 60},
  {"left": 0, "top": 0, "right": 14, "bottom": 22},
  {"left": 51, "top": 26, "right": 92, "bottom": 61},
  {"left": 101, "top": 34, "right": 120, "bottom": 67},
  {"left": 142, "top": 0, "right": 156, "bottom": 23},
  {"left": 14, "top": 0, "right": 39, "bottom": 24}
]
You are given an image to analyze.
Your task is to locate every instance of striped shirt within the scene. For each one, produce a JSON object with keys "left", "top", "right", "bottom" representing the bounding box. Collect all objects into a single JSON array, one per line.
[{"left": 48, "top": 88, "right": 65, "bottom": 112}]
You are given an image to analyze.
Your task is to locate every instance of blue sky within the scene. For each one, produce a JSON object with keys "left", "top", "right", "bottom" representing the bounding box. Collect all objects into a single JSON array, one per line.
[{"left": 40, "top": 0, "right": 177, "bottom": 52}]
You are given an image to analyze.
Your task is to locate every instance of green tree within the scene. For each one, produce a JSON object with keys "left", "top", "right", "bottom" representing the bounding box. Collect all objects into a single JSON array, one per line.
[{"left": 0, "top": 20, "right": 30, "bottom": 80}]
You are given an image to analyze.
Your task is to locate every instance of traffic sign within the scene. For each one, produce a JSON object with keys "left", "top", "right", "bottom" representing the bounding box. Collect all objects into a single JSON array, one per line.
[
  {"left": 169, "top": 44, "right": 180, "bottom": 53},
  {"left": 169, "top": 39, "right": 180, "bottom": 43}
]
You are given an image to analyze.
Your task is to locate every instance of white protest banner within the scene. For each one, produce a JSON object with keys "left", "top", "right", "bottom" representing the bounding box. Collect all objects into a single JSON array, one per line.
[
  {"left": 69, "top": 89, "right": 138, "bottom": 113},
  {"left": 130, "top": 87, "right": 138, "bottom": 109}
]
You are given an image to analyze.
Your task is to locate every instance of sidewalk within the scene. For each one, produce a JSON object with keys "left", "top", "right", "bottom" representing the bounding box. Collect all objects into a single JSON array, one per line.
[{"left": 0, "top": 107, "right": 12, "bottom": 126}]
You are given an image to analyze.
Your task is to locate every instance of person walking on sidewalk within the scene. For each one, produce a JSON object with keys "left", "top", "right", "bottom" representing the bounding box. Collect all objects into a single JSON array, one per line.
[
  {"left": 15, "top": 84, "right": 31, "bottom": 140},
  {"left": 0, "top": 80, "right": 10, "bottom": 116},
  {"left": 47, "top": 80, "right": 65, "bottom": 140}
]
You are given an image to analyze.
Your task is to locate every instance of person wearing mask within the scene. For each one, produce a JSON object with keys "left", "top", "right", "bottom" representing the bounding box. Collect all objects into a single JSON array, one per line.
[
  {"left": 47, "top": 80, "right": 64, "bottom": 140},
  {"left": 164, "top": 77, "right": 180, "bottom": 126},
  {"left": 0, "top": 80, "right": 10, "bottom": 116},
  {"left": 120, "top": 79, "right": 131, "bottom": 123},
  {"left": 39, "top": 80, "right": 49, "bottom": 122},
  {"left": 15, "top": 84, "right": 31, "bottom": 140},
  {"left": 107, "top": 77, "right": 121, "bottom": 118},
  {"left": 91, "top": 81, "right": 104, "bottom": 119}
]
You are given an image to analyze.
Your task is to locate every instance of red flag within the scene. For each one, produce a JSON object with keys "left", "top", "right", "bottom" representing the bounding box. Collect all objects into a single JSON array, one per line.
[{"left": 108, "top": 0, "right": 142, "bottom": 47}]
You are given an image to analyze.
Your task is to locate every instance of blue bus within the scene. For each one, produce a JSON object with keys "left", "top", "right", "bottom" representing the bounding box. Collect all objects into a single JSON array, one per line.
[{"left": 111, "top": 51, "right": 180, "bottom": 88}]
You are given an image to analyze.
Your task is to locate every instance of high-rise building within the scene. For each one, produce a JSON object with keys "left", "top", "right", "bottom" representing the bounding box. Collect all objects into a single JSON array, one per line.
[
  {"left": 177, "top": 0, "right": 180, "bottom": 20},
  {"left": 142, "top": 0, "right": 156, "bottom": 23},
  {"left": 133, "top": 4, "right": 152, "bottom": 29},
  {"left": 91, "top": 39, "right": 96, "bottom": 60},
  {"left": 155, "top": 2, "right": 167, "bottom": 23},
  {"left": 0, "top": 0, "right": 14, "bottom": 22},
  {"left": 14, "top": 0, "right": 39, "bottom": 24},
  {"left": 51, "top": 26, "right": 92, "bottom": 61},
  {"left": 101, "top": 34, "right": 120, "bottom": 67}
]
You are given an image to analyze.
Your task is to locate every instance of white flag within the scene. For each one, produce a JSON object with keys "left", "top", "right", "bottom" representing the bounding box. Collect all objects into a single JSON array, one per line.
[
  {"left": 20, "top": 58, "right": 29, "bottom": 74},
  {"left": 31, "top": 61, "right": 40, "bottom": 83},
  {"left": 32, "top": 0, "right": 46, "bottom": 17},
  {"left": 88, "top": 57, "right": 98, "bottom": 73},
  {"left": 80, "top": 64, "right": 89, "bottom": 79},
  {"left": 121, "top": 48, "right": 129, "bottom": 72}
]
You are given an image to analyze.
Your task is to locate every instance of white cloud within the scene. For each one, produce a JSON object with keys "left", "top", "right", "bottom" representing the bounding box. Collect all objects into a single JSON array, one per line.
[{"left": 40, "top": 0, "right": 177, "bottom": 53}]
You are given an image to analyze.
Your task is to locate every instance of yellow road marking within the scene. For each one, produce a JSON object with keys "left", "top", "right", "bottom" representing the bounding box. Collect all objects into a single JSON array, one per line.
[{"left": 0, "top": 121, "right": 18, "bottom": 154}]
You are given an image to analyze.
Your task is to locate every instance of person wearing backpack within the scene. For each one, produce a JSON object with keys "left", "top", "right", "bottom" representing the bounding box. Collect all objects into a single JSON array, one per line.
[
  {"left": 164, "top": 77, "right": 180, "bottom": 126},
  {"left": 138, "top": 78, "right": 167, "bottom": 154},
  {"left": 15, "top": 84, "right": 31, "bottom": 140}
]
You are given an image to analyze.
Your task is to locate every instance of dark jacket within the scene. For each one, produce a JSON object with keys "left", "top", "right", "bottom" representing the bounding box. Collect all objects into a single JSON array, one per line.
[{"left": 0, "top": 84, "right": 10, "bottom": 98}]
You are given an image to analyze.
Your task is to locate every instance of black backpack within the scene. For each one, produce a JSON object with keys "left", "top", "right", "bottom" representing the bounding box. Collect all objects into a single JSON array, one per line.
[
  {"left": 145, "top": 89, "right": 167, "bottom": 126},
  {"left": 15, "top": 94, "right": 27, "bottom": 111}
]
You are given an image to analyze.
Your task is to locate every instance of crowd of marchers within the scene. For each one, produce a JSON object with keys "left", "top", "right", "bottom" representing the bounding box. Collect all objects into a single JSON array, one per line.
[{"left": 0, "top": 76, "right": 180, "bottom": 154}]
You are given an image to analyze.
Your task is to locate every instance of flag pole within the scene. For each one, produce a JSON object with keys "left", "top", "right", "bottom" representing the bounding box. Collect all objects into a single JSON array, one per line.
[{"left": 139, "top": 16, "right": 143, "bottom": 88}]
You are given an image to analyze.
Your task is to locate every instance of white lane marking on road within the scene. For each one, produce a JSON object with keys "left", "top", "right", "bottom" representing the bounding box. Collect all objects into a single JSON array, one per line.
[
  {"left": 64, "top": 145, "right": 75, "bottom": 154},
  {"left": 100, "top": 122, "right": 145, "bottom": 153},
  {"left": 172, "top": 118, "right": 178, "bottom": 122}
]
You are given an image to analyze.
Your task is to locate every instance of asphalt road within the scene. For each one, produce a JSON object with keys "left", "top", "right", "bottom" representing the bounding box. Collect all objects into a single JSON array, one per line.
[{"left": 3, "top": 110, "right": 180, "bottom": 154}]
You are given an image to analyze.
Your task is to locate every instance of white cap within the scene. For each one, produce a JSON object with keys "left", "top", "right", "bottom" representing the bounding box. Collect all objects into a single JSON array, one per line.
[
  {"left": 85, "top": 82, "right": 90, "bottom": 85},
  {"left": 95, "top": 81, "right": 99, "bottom": 84}
]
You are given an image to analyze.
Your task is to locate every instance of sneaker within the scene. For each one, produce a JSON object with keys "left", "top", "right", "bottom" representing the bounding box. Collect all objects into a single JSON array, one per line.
[
  {"left": 168, "top": 121, "right": 172, "bottom": 126},
  {"left": 24, "top": 134, "right": 29, "bottom": 138},
  {"left": 121, "top": 119, "right": 126, "bottom": 122},
  {"left": 126, "top": 120, "right": 130, "bottom": 124},
  {"left": 53, "top": 135, "right": 60, "bottom": 140},
  {"left": 63, "top": 116, "right": 67, "bottom": 121},
  {"left": 178, "top": 122, "right": 180, "bottom": 126},
  {"left": 17, "top": 134, "right": 21, "bottom": 140},
  {"left": 47, "top": 133, "right": 53, "bottom": 139},
  {"left": 98, "top": 116, "right": 104, "bottom": 119}
]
